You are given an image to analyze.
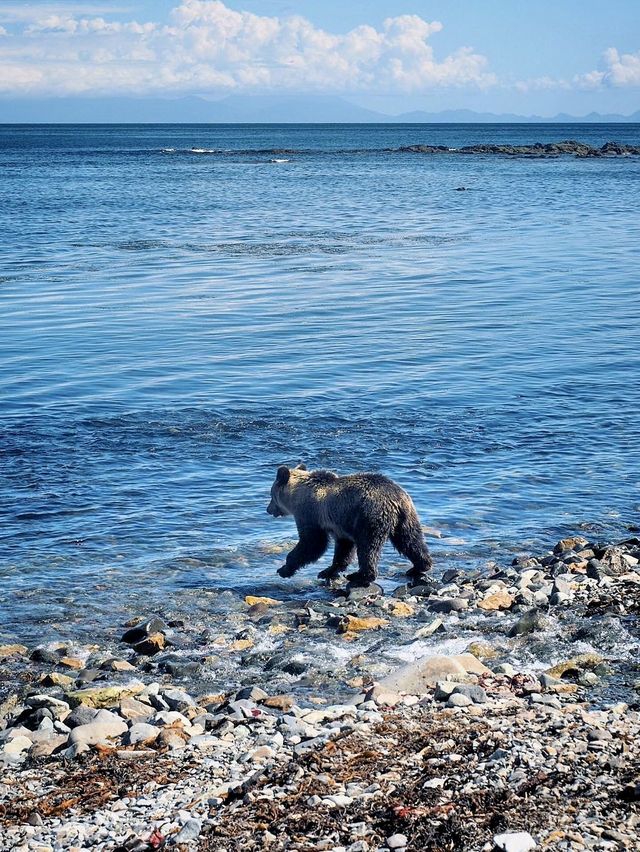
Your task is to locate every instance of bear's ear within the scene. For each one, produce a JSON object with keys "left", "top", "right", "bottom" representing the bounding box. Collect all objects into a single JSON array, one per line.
[
  {"left": 295, "top": 463, "right": 307, "bottom": 471},
  {"left": 276, "top": 466, "right": 290, "bottom": 485}
]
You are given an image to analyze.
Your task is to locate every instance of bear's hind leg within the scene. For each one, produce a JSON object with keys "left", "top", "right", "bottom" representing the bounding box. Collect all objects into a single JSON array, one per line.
[
  {"left": 318, "top": 538, "right": 356, "bottom": 580},
  {"left": 278, "top": 529, "right": 329, "bottom": 578},
  {"left": 390, "top": 512, "right": 433, "bottom": 584},
  {"left": 347, "top": 535, "right": 385, "bottom": 587}
]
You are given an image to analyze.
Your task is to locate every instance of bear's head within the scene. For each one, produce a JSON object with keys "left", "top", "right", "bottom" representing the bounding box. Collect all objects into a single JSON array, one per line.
[{"left": 267, "top": 463, "right": 307, "bottom": 517}]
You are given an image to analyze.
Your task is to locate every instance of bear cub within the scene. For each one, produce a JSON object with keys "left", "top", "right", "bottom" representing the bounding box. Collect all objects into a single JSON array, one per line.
[{"left": 267, "top": 464, "right": 433, "bottom": 587}]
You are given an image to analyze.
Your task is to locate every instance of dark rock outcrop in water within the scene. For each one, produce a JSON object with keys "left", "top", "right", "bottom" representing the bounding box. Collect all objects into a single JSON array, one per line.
[{"left": 396, "top": 140, "right": 640, "bottom": 158}]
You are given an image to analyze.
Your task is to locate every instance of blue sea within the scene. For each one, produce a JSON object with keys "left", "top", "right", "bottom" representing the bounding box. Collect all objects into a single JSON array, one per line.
[{"left": 1, "top": 123, "right": 639, "bottom": 646}]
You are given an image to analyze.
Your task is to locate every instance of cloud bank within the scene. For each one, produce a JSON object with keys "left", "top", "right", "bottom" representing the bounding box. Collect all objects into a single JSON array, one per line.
[
  {"left": 0, "top": 0, "right": 496, "bottom": 96},
  {"left": 0, "top": 1, "right": 637, "bottom": 100}
]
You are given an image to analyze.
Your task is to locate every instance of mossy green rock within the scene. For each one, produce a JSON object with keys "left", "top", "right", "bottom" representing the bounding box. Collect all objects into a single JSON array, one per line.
[{"left": 67, "top": 682, "right": 145, "bottom": 709}]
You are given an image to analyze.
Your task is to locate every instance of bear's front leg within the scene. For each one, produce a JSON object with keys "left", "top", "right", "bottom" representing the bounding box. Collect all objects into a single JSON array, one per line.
[
  {"left": 277, "top": 528, "right": 329, "bottom": 579},
  {"left": 318, "top": 538, "right": 356, "bottom": 580}
]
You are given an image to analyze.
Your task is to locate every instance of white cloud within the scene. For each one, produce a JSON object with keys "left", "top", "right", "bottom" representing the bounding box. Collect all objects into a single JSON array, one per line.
[
  {"left": 0, "top": 0, "right": 496, "bottom": 96},
  {"left": 575, "top": 47, "right": 640, "bottom": 89}
]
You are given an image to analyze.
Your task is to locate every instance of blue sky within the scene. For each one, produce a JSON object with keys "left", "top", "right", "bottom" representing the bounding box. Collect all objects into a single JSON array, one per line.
[{"left": 0, "top": 0, "right": 639, "bottom": 115}]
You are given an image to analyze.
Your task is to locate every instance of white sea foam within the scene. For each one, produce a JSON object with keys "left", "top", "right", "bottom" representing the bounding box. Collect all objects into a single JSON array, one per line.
[{"left": 270, "top": 158, "right": 290, "bottom": 163}]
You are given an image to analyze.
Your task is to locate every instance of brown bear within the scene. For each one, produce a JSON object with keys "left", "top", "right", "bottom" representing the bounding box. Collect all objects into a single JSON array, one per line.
[{"left": 267, "top": 464, "right": 433, "bottom": 586}]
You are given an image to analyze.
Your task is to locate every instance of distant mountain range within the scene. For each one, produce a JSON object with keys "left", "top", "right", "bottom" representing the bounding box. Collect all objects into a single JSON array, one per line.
[{"left": 1, "top": 94, "right": 639, "bottom": 124}]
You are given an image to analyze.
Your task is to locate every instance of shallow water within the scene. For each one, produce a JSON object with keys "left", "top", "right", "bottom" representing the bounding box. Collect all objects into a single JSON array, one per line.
[{"left": 1, "top": 123, "right": 640, "bottom": 645}]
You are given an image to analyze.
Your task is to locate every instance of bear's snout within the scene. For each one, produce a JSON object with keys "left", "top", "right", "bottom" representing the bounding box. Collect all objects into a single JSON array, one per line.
[{"left": 267, "top": 500, "right": 283, "bottom": 517}]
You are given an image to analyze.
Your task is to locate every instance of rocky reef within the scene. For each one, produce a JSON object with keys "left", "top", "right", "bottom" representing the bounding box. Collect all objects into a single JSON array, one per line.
[{"left": 395, "top": 141, "right": 640, "bottom": 158}]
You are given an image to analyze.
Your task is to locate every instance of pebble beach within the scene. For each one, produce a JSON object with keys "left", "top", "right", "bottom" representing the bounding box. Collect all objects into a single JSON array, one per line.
[{"left": 2, "top": 533, "right": 639, "bottom": 852}]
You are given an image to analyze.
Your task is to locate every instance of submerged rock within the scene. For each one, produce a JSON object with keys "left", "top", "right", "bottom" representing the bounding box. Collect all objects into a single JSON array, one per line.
[{"left": 509, "top": 609, "right": 548, "bottom": 637}]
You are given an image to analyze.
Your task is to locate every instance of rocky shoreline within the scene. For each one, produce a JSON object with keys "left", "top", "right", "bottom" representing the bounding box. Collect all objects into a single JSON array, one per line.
[{"left": 1, "top": 533, "right": 639, "bottom": 851}]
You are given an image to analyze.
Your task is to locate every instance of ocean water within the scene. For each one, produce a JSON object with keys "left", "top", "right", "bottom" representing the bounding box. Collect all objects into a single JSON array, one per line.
[{"left": 1, "top": 123, "right": 640, "bottom": 646}]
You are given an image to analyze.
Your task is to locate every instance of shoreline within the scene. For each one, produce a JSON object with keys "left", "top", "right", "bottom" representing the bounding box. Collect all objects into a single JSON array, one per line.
[{"left": 1, "top": 532, "right": 639, "bottom": 850}]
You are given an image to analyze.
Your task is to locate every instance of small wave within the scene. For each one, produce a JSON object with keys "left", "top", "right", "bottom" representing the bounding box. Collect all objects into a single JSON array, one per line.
[
  {"left": 160, "top": 148, "right": 176, "bottom": 153},
  {"left": 270, "top": 158, "right": 290, "bottom": 164},
  {"left": 190, "top": 147, "right": 219, "bottom": 154}
]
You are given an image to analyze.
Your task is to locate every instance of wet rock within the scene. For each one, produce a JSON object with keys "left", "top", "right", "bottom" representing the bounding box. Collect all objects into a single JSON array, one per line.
[
  {"left": 30, "top": 646, "right": 65, "bottom": 665},
  {"left": 39, "top": 672, "right": 74, "bottom": 687},
  {"left": 75, "top": 667, "right": 103, "bottom": 683},
  {"left": 412, "top": 618, "right": 444, "bottom": 639},
  {"left": 465, "top": 641, "right": 498, "bottom": 661},
  {"left": 101, "top": 659, "right": 137, "bottom": 673},
  {"left": 428, "top": 598, "right": 468, "bottom": 614},
  {"left": 235, "top": 686, "right": 269, "bottom": 702},
  {"left": 132, "top": 633, "right": 166, "bottom": 656},
  {"left": 599, "top": 547, "right": 629, "bottom": 576},
  {"left": 547, "top": 653, "right": 604, "bottom": 680},
  {"left": 509, "top": 609, "right": 548, "bottom": 637},
  {"left": 554, "top": 536, "right": 589, "bottom": 554},
  {"left": 478, "top": 590, "right": 514, "bottom": 611},
  {"left": 404, "top": 582, "right": 435, "bottom": 597},
  {"left": 336, "top": 615, "right": 389, "bottom": 634},
  {"left": 160, "top": 659, "right": 203, "bottom": 679},
  {"left": 388, "top": 600, "right": 415, "bottom": 617},
  {"left": 245, "top": 595, "right": 281, "bottom": 607},
  {"left": 345, "top": 583, "right": 384, "bottom": 601},
  {"left": 121, "top": 617, "right": 167, "bottom": 645},
  {"left": 59, "top": 656, "right": 84, "bottom": 669},
  {"left": 0, "top": 644, "right": 28, "bottom": 660}
]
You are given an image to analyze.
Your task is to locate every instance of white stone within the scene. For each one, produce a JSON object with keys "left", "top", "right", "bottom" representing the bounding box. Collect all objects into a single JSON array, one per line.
[
  {"left": 69, "top": 716, "right": 127, "bottom": 747},
  {"left": 2, "top": 736, "right": 32, "bottom": 755},
  {"left": 127, "top": 723, "right": 160, "bottom": 745},
  {"left": 448, "top": 693, "right": 473, "bottom": 708},
  {"left": 324, "top": 794, "right": 353, "bottom": 808},
  {"left": 493, "top": 831, "right": 537, "bottom": 852},
  {"left": 387, "top": 835, "right": 408, "bottom": 849}
]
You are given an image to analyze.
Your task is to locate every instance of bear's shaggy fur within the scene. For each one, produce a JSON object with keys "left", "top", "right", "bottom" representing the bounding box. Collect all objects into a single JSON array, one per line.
[{"left": 267, "top": 464, "right": 433, "bottom": 586}]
